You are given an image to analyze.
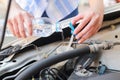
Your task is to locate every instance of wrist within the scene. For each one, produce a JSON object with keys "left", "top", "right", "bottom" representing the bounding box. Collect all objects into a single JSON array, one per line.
[{"left": 89, "top": 0, "right": 104, "bottom": 14}]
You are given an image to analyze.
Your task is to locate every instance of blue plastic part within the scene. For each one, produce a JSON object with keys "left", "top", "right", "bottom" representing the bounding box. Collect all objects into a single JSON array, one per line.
[
  {"left": 98, "top": 65, "right": 107, "bottom": 75},
  {"left": 69, "top": 22, "right": 75, "bottom": 34}
]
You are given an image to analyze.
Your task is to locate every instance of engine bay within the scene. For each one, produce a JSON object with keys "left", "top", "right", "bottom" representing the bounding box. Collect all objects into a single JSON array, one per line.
[{"left": 0, "top": 1, "right": 120, "bottom": 80}]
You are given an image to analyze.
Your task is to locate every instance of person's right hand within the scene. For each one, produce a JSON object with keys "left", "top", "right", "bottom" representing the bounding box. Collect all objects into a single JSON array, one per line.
[{"left": 7, "top": 1, "right": 33, "bottom": 38}]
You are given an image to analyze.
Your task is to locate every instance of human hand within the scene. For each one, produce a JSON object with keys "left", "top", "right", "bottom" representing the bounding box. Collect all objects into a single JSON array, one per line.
[
  {"left": 7, "top": 2, "right": 33, "bottom": 38},
  {"left": 72, "top": 8, "right": 103, "bottom": 43}
]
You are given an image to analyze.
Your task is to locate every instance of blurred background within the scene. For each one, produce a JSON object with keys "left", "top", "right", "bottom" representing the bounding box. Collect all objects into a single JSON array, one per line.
[{"left": 0, "top": 0, "right": 120, "bottom": 46}]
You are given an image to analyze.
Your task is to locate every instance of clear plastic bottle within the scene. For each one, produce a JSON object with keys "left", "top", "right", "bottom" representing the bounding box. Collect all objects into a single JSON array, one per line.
[
  {"left": 5, "top": 17, "right": 62, "bottom": 37},
  {"left": 32, "top": 17, "right": 62, "bottom": 37}
]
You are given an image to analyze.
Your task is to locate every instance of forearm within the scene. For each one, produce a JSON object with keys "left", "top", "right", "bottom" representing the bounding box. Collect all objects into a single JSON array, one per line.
[{"left": 88, "top": 0, "right": 104, "bottom": 14}]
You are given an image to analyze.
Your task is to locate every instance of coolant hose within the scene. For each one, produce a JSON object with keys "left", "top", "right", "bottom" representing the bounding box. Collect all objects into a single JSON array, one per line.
[{"left": 15, "top": 46, "right": 91, "bottom": 80}]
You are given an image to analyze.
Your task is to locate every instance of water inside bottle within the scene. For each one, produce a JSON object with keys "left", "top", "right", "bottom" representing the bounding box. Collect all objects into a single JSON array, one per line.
[{"left": 32, "top": 17, "right": 62, "bottom": 37}]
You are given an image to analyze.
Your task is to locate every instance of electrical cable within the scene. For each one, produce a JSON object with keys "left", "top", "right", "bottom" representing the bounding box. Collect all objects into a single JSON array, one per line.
[
  {"left": 50, "top": 69, "right": 64, "bottom": 80},
  {"left": 40, "top": 68, "right": 51, "bottom": 80},
  {"left": 40, "top": 68, "right": 57, "bottom": 80},
  {"left": 50, "top": 68, "right": 68, "bottom": 79},
  {"left": 47, "top": 69, "right": 56, "bottom": 80},
  {"left": 40, "top": 68, "right": 68, "bottom": 80},
  {"left": 107, "top": 69, "right": 120, "bottom": 73}
]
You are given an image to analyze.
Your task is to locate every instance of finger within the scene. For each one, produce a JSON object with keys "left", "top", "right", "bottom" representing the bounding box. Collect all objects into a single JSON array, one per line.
[
  {"left": 77, "top": 25, "right": 96, "bottom": 43},
  {"left": 77, "top": 16, "right": 100, "bottom": 43},
  {"left": 17, "top": 14, "right": 26, "bottom": 38},
  {"left": 23, "top": 13, "right": 33, "bottom": 36},
  {"left": 12, "top": 18, "right": 21, "bottom": 38},
  {"left": 7, "top": 20, "right": 16, "bottom": 36},
  {"left": 71, "top": 13, "right": 84, "bottom": 25},
  {"left": 78, "top": 33, "right": 93, "bottom": 44},
  {"left": 74, "top": 15, "right": 92, "bottom": 36},
  {"left": 76, "top": 15, "right": 99, "bottom": 40}
]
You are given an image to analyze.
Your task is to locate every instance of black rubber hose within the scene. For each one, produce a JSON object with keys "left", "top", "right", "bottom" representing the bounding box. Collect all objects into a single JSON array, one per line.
[{"left": 15, "top": 46, "right": 91, "bottom": 80}]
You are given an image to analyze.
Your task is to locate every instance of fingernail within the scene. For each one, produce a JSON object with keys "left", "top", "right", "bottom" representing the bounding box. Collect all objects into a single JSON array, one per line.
[
  {"left": 73, "top": 34, "right": 77, "bottom": 37},
  {"left": 76, "top": 38, "right": 81, "bottom": 43},
  {"left": 78, "top": 40, "right": 82, "bottom": 44},
  {"left": 76, "top": 36, "right": 80, "bottom": 40}
]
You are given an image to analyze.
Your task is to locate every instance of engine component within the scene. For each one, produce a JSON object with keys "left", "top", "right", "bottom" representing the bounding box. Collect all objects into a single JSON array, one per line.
[
  {"left": 68, "top": 70, "right": 120, "bottom": 80},
  {"left": 15, "top": 41, "right": 113, "bottom": 80},
  {"left": 74, "top": 53, "right": 96, "bottom": 77},
  {"left": 15, "top": 46, "right": 91, "bottom": 80},
  {"left": 0, "top": 45, "right": 21, "bottom": 61}
]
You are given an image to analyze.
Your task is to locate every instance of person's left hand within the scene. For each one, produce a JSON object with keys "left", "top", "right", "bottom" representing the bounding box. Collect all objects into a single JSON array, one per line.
[{"left": 72, "top": 8, "right": 103, "bottom": 43}]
